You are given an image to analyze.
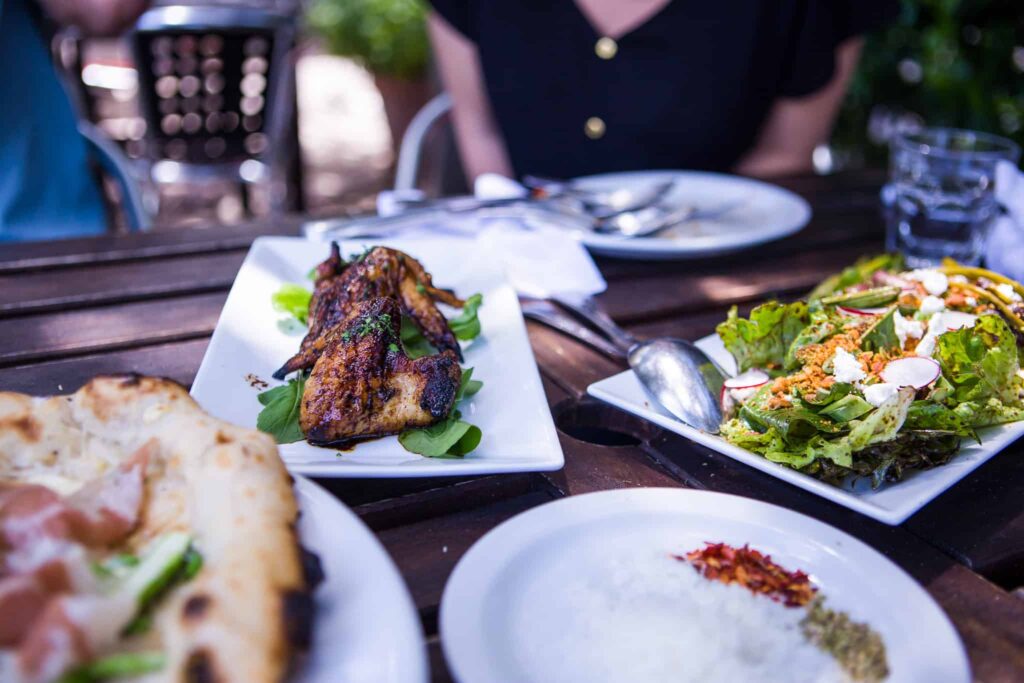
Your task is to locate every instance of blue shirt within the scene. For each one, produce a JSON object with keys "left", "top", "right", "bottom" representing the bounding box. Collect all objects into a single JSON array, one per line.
[{"left": 0, "top": 0, "right": 107, "bottom": 242}]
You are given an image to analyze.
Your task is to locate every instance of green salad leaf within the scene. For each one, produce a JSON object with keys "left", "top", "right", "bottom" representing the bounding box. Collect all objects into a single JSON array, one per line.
[
  {"left": 807, "top": 253, "right": 905, "bottom": 301},
  {"left": 272, "top": 284, "right": 312, "bottom": 325},
  {"left": 784, "top": 310, "right": 838, "bottom": 370},
  {"left": 449, "top": 293, "right": 484, "bottom": 341},
  {"left": 717, "top": 301, "right": 809, "bottom": 373},
  {"left": 935, "top": 314, "right": 1022, "bottom": 405},
  {"left": 400, "top": 316, "right": 437, "bottom": 359},
  {"left": 58, "top": 652, "right": 166, "bottom": 683},
  {"left": 399, "top": 369, "right": 483, "bottom": 457},
  {"left": 860, "top": 307, "right": 899, "bottom": 353},
  {"left": 256, "top": 376, "right": 307, "bottom": 444}
]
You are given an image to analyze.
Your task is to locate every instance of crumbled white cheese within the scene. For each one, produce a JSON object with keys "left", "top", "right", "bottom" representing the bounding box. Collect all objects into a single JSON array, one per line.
[
  {"left": 908, "top": 269, "right": 949, "bottom": 296},
  {"left": 965, "top": 296, "right": 977, "bottom": 307},
  {"left": 914, "top": 311, "right": 978, "bottom": 358},
  {"left": 893, "top": 311, "right": 924, "bottom": 348},
  {"left": 996, "top": 283, "right": 1022, "bottom": 302},
  {"left": 862, "top": 383, "right": 900, "bottom": 408},
  {"left": 949, "top": 274, "right": 969, "bottom": 284},
  {"left": 919, "top": 295, "right": 946, "bottom": 315},
  {"left": 831, "top": 347, "right": 866, "bottom": 383}
]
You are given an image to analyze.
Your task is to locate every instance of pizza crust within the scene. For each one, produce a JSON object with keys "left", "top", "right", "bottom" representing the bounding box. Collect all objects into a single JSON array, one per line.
[{"left": 0, "top": 376, "right": 307, "bottom": 683}]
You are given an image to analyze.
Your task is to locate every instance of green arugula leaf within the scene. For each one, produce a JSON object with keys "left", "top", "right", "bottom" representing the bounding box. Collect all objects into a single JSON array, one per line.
[
  {"left": 400, "top": 316, "right": 437, "bottom": 359},
  {"left": 399, "top": 369, "right": 484, "bottom": 457},
  {"left": 256, "top": 376, "right": 307, "bottom": 444},
  {"left": 449, "top": 293, "right": 483, "bottom": 341},
  {"left": 455, "top": 367, "right": 483, "bottom": 401},
  {"left": 272, "top": 284, "right": 312, "bottom": 325},
  {"left": 398, "top": 413, "right": 482, "bottom": 458}
]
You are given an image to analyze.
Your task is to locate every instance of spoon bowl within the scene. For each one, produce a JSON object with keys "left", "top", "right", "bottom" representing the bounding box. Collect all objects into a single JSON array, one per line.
[
  {"left": 551, "top": 295, "right": 727, "bottom": 433},
  {"left": 628, "top": 339, "right": 725, "bottom": 433}
]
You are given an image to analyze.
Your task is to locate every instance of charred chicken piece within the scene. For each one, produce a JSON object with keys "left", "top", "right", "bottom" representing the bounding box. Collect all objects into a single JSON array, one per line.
[
  {"left": 274, "top": 244, "right": 465, "bottom": 379},
  {"left": 300, "top": 297, "right": 462, "bottom": 447}
]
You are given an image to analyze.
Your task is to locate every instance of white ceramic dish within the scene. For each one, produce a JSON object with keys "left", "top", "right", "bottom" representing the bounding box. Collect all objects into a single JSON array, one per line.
[
  {"left": 292, "top": 475, "right": 427, "bottom": 683},
  {"left": 190, "top": 236, "right": 563, "bottom": 478},
  {"left": 587, "top": 334, "right": 1024, "bottom": 525},
  {"left": 568, "top": 170, "right": 811, "bottom": 260},
  {"left": 440, "top": 488, "right": 968, "bottom": 683}
]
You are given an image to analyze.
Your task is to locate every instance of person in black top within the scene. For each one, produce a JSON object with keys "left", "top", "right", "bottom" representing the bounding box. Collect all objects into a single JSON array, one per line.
[{"left": 427, "top": 0, "right": 896, "bottom": 181}]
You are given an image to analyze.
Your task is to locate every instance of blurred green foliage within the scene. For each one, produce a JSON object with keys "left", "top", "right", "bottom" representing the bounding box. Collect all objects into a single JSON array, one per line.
[
  {"left": 306, "top": 0, "right": 429, "bottom": 79},
  {"left": 836, "top": 0, "right": 1024, "bottom": 163}
]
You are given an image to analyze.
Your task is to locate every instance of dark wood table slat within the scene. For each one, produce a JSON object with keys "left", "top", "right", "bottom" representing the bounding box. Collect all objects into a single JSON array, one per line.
[
  {"left": 0, "top": 251, "right": 246, "bottom": 317},
  {"left": 0, "top": 292, "right": 226, "bottom": 367},
  {"left": 0, "top": 338, "right": 211, "bottom": 395},
  {"left": 0, "top": 220, "right": 297, "bottom": 273}
]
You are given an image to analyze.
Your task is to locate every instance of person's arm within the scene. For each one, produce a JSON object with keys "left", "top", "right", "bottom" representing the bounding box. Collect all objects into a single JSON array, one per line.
[
  {"left": 427, "top": 12, "right": 514, "bottom": 182},
  {"left": 38, "top": 0, "right": 149, "bottom": 36},
  {"left": 734, "top": 37, "right": 863, "bottom": 178}
]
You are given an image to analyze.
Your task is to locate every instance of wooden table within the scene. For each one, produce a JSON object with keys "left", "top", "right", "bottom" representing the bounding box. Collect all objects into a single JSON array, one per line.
[{"left": 2, "top": 171, "right": 1023, "bottom": 682}]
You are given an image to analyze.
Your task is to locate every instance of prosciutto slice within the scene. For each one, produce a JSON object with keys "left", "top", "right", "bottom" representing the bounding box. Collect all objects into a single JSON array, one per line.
[{"left": 0, "top": 441, "right": 153, "bottom": 679}]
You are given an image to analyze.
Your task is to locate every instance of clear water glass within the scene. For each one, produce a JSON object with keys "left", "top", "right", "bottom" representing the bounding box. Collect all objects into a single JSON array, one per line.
[{"left": 886, "top": 128, "right": 1020, "bottom": 266}]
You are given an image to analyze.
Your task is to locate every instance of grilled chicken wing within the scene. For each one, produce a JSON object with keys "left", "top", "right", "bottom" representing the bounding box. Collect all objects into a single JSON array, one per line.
[
  {"left": 274, "top": 244, "right": 464, "bottom": 379},
  {"left": 299, "top": 297, "right": 462, "bottom": 447}
]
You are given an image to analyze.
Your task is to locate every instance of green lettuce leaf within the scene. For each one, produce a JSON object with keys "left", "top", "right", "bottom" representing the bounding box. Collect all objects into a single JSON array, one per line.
[
  {"left": 271, "top": 284, "right": 312, "bottom": 325},
  {"left": 256, "top": 376, "right": 306, "bottom": 444},
  {"left": 905, "top": 401, "right": 976, "bottom": 438},
  {"left": 860, "top": 307, "right": 899, "bottom": 353},
  {"left": 953, "top": 398, "right": 1024, "bottom": 428},
  {"left": 717, "top": 301, "right": 809, "bottom": 373},
  {"left": 784, "top": 310, "right": 838, "bottom": 370},
  {"left": 934, "top": 314, "right": 1022, "bottom": 405}
]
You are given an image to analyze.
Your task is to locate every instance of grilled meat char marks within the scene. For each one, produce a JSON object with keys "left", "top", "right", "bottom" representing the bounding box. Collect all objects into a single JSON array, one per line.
[
  {"left": 300, "top": 297, "right": 462, "bottom": 447},
  {"left": 274, "top": 244, "right": 465, "bottom": 379}
]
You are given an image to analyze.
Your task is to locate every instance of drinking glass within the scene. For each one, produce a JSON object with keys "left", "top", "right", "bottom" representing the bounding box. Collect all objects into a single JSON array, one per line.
[{"left": 886, "top": 127, "right": 1020, "bottom": 266}]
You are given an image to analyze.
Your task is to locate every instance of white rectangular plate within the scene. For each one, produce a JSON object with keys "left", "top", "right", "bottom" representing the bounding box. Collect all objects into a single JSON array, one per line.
[
  {"left": 191, "top": 236, "right": 563, "bottom": 477},
  {"left": 588, "top": 334, "right": 1024, "bottom": 525}
]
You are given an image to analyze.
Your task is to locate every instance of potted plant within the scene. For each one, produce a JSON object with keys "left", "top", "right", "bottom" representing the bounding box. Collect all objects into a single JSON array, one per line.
[{"left": 306, "top": 0, "right": 432, "bottom": 154}]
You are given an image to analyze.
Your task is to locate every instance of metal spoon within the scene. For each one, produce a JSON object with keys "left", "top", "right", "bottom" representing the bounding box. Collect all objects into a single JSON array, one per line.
[
  {"left": 522, "top": 175, "right": 677, "bottom": 219},
  {"left": 551, "top": 294, "right": 727, "bottom": 433},
  {"left": 594, "top": 199, "right": 745, "bottom": 238}
]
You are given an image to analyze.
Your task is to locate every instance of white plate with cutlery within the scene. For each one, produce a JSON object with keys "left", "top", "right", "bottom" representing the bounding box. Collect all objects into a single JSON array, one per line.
[{"left": 568, "top": 170, "right": 811, "bottom": 260}]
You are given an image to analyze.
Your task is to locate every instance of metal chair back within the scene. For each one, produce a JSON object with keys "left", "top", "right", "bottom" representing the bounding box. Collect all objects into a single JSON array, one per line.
[{"left": 131, "top": 2, "right": 297, "bottom": 195}]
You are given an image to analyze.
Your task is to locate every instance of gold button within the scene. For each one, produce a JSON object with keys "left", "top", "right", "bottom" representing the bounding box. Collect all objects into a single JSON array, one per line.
[
  {"left": 584, "top": 116, "right": 606, "bottom": 139},
  {"left": 595, "top": 36, "right": 618, "bottom": 60}
]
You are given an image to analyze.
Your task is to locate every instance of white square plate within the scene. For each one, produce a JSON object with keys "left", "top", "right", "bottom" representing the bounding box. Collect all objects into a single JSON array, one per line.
[
  {"left": 191, "top": 236, "right": 563, "bottom": 477},
  {"left": 587, "top": 334, "right": 1024, "bottom": 525}
]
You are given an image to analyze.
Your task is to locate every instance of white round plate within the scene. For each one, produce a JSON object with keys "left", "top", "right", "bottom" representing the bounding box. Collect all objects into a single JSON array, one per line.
[
  {"left": 440, "top": 488, "right": 968, "bottom": 683},
  {"left": 569, "top": 170, "right": 811, "bottom": 260},
  {"left": 292, "top": 476, "right": 428, "bottom": 683}
]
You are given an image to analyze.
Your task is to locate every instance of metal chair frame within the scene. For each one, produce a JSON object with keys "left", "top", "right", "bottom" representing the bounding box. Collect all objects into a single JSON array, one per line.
[
  {"left": 394, "top": 92, "right": 453, "bottom": 192},
  {"left": 131, "top": 3, "right": 298, "bottom": 206}
]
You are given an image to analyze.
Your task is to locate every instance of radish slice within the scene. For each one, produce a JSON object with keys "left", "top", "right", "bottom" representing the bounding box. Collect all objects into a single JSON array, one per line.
[
  {"left": 839, "top": 305, "right": 889, "bottom": 316},
  {"left": 880, "top": 357, "right": 941, "bottom": 389},
  {"left": 724, "top": 368, "right": 770, "bottom": 389}
]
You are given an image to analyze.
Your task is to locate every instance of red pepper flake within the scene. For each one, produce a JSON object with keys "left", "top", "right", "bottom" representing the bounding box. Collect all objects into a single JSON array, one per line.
[{"left": 674, "top": 542, "right": 817, "bottom": 608}]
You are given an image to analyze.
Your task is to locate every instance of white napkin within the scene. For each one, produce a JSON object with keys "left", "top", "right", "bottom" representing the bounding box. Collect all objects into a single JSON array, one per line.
[
  {"left": 986, "top": 160, "right": 1024, "bottom": 280},
  {"left": 372, "top": 174, "right": 606, "bottom": 299},
  {"left": 473, "top": 174, "right": 605, "bottom": 298}
]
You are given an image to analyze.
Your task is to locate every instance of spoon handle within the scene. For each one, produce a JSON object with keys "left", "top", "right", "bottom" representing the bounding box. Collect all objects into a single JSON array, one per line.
[{"left": 550, "top": 294, "right": 637, "bottom": 353}]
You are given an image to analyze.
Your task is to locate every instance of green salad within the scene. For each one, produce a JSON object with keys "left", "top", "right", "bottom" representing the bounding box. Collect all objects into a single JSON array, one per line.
[{"left": 716, "top": 255, "right": 1024, "bottom": 487}]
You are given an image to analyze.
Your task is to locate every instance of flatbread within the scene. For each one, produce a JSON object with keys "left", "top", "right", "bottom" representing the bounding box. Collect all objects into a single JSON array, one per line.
[{"left": 0, "top": 375, "right": 309, "bottom": 683}]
